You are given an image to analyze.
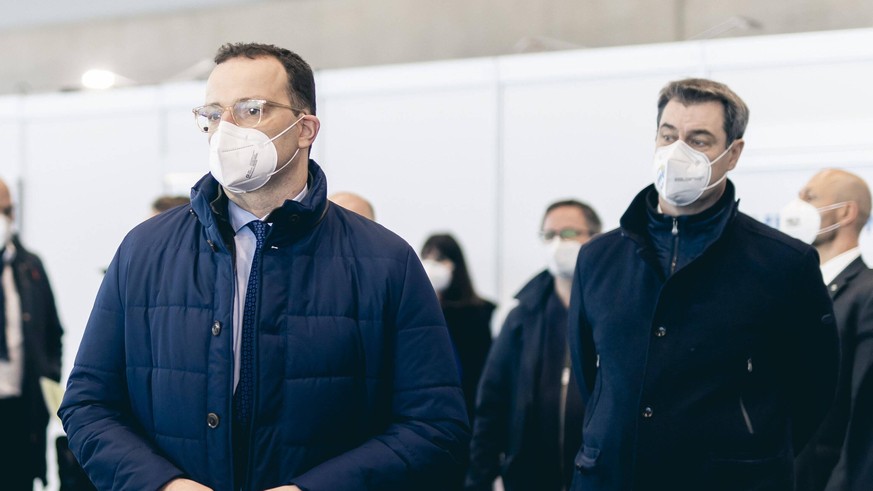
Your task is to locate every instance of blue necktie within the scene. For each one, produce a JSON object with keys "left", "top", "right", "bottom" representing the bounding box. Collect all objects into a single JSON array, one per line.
[{"left": 234, "top": 220, "right": 269, "bottom": 426}]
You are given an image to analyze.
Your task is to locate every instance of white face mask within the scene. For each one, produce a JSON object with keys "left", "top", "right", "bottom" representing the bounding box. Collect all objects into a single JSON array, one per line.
[
  {"left": 778, "top": 198, "right": 847, "bottom": 244},
  {"left": 653, "top": 140, "right": 733, "bottom": 207},
  {"left": 0, "top": 216, "right": 11, "bottom": 247},
  {"left": 545, "top": 238, "right": 582, "bottom": 279},
  {"left": 208, "top": 116, "right": 304, "bottom": 194},
  {"left": 421, "top": 259, "right": 453, "bottom": 293}
]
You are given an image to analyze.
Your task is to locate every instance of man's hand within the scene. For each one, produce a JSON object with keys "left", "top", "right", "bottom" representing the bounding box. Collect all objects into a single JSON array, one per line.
[
  {"left": 265, "top": 486, "right": 301, "bottom": 491},
  {"left": 159, "top": 478, "right": 213, "bottom": 491}
]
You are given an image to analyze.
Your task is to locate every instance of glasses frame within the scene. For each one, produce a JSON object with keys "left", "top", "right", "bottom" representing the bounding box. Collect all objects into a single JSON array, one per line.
[
  {"left": 192, "top": 99, "right": 305, "bottom": 133},
  {"left": 539, "top": 228, "right": 592, "bottom": 242}
]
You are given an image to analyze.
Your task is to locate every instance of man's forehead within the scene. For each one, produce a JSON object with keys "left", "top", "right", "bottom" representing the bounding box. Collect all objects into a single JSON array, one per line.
[
  {"left": 660, "top": 100, "right": 725, "bottom": 127},
  {"left": 205, "top": 56, "right": 288, "bottom": 103}
]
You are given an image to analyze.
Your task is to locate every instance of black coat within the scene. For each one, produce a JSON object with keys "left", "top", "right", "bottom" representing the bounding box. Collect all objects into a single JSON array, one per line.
[
  {"left": 7, "top": 236, "right": 63, "bottom": 485},
  {"left": 442, "top": 300, "right": 495, "bottom": 419},
  {"left": 569, "top": 183, "right": 839, "bottom": 491},
  {"left": 466, "top": 271, "right": 579, "bottom": 491},
  {"left": 796, "top": 256, "right": 873, "bottom": 491}
]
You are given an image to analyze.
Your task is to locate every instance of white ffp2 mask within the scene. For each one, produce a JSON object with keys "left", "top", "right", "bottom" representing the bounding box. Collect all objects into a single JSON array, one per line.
[
  {"left": 778, "top": 198, "right": 847, "bottom": 244},
  {"left": 653, "top": 140, "right": 733, "bottom": 207},
  {"left": 208, "top": 116, "right": 304, "bottom": 193}
]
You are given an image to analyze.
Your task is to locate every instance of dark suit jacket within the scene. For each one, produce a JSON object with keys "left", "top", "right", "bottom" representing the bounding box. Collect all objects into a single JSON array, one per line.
[{"left": 796, "top": 256, "right": 873, "bottom": 490}]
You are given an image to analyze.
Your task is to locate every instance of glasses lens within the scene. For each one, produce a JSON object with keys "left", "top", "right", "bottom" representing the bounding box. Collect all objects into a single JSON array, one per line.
[
  {"left": 559, "top": 229, "right": 582, "bottom": 240},
  {"left": 194, "top": 105, "right": 222, "bottom": 133},
  {"left": 232, "top": 100, "right": 265, "bottom": 128}
]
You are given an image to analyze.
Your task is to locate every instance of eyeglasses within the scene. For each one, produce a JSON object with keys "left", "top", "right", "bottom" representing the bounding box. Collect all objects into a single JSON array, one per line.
[
  {"left": 539, "top": 228, "right": 592, "bottom": 241},
  {"left": 192, "top": 99, "right": 303, "bottom": 133}
]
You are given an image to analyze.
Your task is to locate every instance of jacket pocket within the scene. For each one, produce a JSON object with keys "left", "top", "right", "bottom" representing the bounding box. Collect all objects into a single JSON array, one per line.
[
  {"left": 574, "top": 445, "right": 600, "bottom": 474},
  {"left": 583, "top": 359, "right": 602, "bottom": 428}
]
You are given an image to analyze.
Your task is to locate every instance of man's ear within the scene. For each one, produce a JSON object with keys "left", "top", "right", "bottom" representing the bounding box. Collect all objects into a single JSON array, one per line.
[
  {"left": 840, "top": 200, "right": 859, "bottom": 228},
  {"left": 297, "top": 115, "right": 320, "bottom": 149},
  {"left": 725, "top": 138, "right": 745, "bottom": 172}
]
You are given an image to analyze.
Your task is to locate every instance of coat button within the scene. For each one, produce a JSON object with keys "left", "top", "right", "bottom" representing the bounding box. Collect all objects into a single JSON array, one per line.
[
  {"left": 655, "top": 326, "right": 667, "bottom": 337},
  {"left": 211, "top": 321, "right": 221, "bottom": 336},
  {"left": 207, "top": 413, "right": 220, "bottom": 428},
  {"left": 642, "top": 407, "right": 654, "bottom": 419}
]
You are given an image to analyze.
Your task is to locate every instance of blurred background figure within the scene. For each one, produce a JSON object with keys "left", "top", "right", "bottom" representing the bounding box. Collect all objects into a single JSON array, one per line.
[
  {"left": 420, "top": 233, "right": 495, "bottom": 419},
  {"left": 781, "top": 168, "right": 873, "bottom": 491},
  {"left": 330, "top": 191, "right": 376, "bottom": 220},
  {"left": 466, "top": 199, "right": 601, "bottom": 491},
  {"left": 0, "top": 177, "right": 64, "bottom": 491},
  {"left": 421, "top": 233, "right": 495, "bottom": 490},
  {"left": 150, "top": 195, "right": 191, "bottom": 217}
]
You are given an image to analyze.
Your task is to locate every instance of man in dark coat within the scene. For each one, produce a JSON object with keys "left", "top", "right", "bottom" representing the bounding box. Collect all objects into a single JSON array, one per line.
[
  {"left": 788, "top": 169, "right": 873, "bottom": 491},
  {"left": 0, "top": 177, "right": 64, "bottom": 491},
  {"left": 467, "top": 200, "right": 601, "bottom": 491},
  {"left": 59, "top": 43, "right": 468, "bottom": 491},
  {"left": 568, "top": 78, "right": 839, "bottom": 491}
]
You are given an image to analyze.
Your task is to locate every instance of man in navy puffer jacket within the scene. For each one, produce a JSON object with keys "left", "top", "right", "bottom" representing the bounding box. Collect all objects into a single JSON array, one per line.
[{"left": 58, "top": 42, "right": 469, "bottom": 491}]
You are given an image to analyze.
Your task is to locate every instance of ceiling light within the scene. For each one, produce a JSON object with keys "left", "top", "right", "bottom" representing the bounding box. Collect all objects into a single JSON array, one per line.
[{"left": 81, "top": 69, "right": 118, "bottom": 90}]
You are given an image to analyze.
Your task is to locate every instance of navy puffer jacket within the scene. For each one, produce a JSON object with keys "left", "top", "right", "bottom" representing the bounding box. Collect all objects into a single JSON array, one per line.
[{"left": 59, "top": 161, "right": 470, "bottom": 491}]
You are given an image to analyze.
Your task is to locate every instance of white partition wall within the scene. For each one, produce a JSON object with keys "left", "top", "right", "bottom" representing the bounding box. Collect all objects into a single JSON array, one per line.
[{"left": 2, "top": 34, "right": 873, "bottom": 472}]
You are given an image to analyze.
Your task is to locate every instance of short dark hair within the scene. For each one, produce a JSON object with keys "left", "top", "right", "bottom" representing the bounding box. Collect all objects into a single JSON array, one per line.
[
  {"left": 152, "top": 195, "right": 190, "bottom": 213},
  {"left": 656, "top": 78, "right": 749, "bottom": 145},
  {"left": 542, "top": 199, "right": 602, "bottom": 235},
  {"left": 421, "top": 233, "right": 484, "bottom": 306},
  {"left": 214, "top": 42, "right": 316, "bottom": 115}
]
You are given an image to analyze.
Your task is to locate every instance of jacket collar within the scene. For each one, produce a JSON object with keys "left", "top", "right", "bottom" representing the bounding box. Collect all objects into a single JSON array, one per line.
[
  {"left": 190, "top": 159, "right": 330, "bottom": 251},
  {"left": 828, "top": 256, "right": 868, "bottom": 300},
  {"left": 515, "top": 270, "right": 556, "bottom": 312},
  {"left": 620, "top": 180, "right": 740, "bottom": 247}
]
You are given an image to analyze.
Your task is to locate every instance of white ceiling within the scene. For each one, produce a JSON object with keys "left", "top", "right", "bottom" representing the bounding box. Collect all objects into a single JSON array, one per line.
[{"left": 0, "top": 0, "right": 266, "bottom": 30}]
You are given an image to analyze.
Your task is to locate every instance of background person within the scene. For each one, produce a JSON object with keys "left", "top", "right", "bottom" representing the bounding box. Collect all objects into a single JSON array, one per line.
[
  {"left": 780, "top": 168, "right": 873, "bottom": 491},
  {"left": 0, "top": 177, "right": 64, "bottom": 491},
  {"left": 466, "top": 199, "right": 601, "bottom": 491}
]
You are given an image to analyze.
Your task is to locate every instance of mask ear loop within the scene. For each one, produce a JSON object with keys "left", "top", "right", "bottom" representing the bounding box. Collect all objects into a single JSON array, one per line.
[
  {"left": 814, "top": 202, "right": 851, "bottom": 236},
  {"left": 699, "top": 142, "right": 736, "bottom": 192}
]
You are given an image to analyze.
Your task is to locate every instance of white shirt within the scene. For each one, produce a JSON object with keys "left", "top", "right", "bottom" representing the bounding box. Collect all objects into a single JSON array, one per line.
[
  {"left": 820, "top": 246, "right": 862, "bottom": 285},
  {"left": 228, "top": 185, "right": 308, "bottom": 391},
  {"left": 0, "top": 244, "right": 24, "bottom": 398}
]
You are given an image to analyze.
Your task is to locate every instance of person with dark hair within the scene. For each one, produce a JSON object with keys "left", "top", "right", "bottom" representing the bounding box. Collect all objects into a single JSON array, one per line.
[
  {"left": 420, "top": 233, "right": 495, "bottom": 418},
  {"left": 466, "top": 200, "right": 600, "bottom": 491},
  {"left": 0, "top": 177, "right": 64, "bottom": 491},
  {"left": 59, "top": 43, "right": 468, "bottom": 491},
  {"left": 567, "top": 78, "right": 839, "bottom": 490}
]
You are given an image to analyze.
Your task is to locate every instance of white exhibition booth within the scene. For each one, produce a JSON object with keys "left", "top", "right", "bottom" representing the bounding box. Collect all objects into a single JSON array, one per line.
[{"left": 1, "top": 30, "right": 872, "bottom": 488}]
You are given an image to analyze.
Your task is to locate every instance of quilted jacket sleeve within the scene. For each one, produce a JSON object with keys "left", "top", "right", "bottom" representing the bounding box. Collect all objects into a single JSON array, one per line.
[
  {"left": 58, "top": 247, "right": 185, "bottom": 491},
  {"left": 291, "top": 247, "right": 470, "bottom": 491}
]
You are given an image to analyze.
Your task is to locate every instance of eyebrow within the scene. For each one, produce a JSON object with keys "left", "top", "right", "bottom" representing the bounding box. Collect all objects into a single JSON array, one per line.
[{"left": 203, "top": 96, "right": 269, "bottom": 106}]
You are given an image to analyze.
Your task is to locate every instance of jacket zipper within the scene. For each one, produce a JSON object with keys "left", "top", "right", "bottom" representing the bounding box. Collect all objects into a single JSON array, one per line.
[{"left": 670, "top": 218, "right": 679, "bottom": 274}]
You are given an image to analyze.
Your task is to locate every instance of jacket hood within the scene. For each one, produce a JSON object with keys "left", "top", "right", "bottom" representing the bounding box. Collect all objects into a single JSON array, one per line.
[{"left": 189, "top": 159, "right": 330, "bottom": 251}]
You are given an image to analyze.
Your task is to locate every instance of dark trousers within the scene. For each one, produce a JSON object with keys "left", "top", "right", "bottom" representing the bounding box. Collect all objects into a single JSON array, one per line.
[{"left": 0, "top": 396, "right": 35, "bottom": 491}]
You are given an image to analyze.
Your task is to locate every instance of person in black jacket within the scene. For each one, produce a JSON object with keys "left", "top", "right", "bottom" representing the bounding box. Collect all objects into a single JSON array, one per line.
[
  {"left": 568, "top": 78, "right": 839, "bottom": 491},
  {"left": 783, "top": 169, "right": 873, "bottom": 491},
  {"left": 0, "top": 177, "right": 64, "bottom": 491},
  {"left": 421, "top": 233, "right": 495, "bottom": 420},
  {"left": 466, "top": 200, "right": 602, "bottom": 491}
]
